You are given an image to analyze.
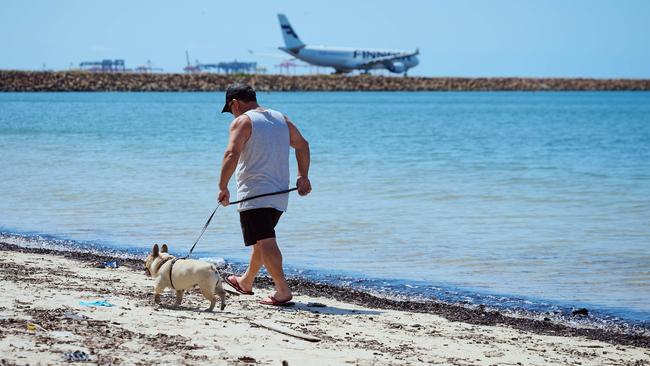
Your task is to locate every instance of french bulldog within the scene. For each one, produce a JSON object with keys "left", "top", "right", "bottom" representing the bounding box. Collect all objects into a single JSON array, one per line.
[{"left": 144, "top": 243, "right": 226, "bottom": 311}]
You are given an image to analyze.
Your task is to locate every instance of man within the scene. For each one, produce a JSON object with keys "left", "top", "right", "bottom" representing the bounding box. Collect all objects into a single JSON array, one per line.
[{"left": 217, "top": 83, "right": 311, "bottom": 306}]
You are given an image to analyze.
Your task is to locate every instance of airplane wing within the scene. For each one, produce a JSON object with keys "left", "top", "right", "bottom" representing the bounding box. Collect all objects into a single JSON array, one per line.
[{"left": 358, "top": 48, "right": 419, "bottom": 68}]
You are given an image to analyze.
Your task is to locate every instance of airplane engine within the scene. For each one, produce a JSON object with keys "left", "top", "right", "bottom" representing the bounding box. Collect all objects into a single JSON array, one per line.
[{"left": 388, "top": 61, "right": 406, "bottom": 73}]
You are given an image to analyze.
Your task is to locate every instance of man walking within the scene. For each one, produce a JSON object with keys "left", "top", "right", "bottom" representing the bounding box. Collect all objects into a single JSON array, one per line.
[{"left": 218, "top": 83, "right": 311, "bottom": 306}]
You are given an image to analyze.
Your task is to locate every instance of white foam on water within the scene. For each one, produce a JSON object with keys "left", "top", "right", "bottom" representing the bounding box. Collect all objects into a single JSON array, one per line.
[
  {"left": 0, "top": 232, "right": 145, "bottom": 260},
  {"left": 197, "top": 256, "right": 226, "bottom": 267}
]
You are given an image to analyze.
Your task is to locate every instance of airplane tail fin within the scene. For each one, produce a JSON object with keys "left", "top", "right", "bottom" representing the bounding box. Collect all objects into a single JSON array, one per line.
[{"left": 278, "top": 14, "right": 305, "bottom": 52}]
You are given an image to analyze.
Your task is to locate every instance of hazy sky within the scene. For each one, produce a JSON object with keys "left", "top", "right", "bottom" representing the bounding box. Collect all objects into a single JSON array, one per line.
[{"left": 2, "top": 0, "right": 649, "bottom": 77}]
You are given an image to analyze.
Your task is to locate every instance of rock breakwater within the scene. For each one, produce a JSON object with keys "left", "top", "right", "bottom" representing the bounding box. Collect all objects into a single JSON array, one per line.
[{"left": 2, "top": 70, "right": 649, "bottom": 92}]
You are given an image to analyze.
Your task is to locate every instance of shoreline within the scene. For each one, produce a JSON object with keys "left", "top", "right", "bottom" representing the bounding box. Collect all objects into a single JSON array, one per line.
[
  {"left": 1, "top": 70, "right": 650, "bottom": 92},
  {"left": 2, "top": 241, "right": 649, "bottom": 351},
  {"left": 2, "top": 242, "right": 650, "bottom": 365},
  {"left": 3, "top": 231, "right": 649, "bottom": 329}
]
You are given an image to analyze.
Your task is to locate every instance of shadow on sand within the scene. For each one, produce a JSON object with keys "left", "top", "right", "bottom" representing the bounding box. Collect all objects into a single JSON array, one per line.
[{"left": 276, "top": 302, "right": 382, "bottom": 316}]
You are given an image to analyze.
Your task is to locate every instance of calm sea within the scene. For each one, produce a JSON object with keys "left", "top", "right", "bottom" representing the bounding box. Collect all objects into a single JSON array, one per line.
[{"left": 1, "top": 92, "right": 649, "bottom": 324}]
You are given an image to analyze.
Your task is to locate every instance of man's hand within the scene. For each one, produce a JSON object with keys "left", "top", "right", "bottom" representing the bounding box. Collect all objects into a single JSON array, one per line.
[
  {"left": 218, "top": 188, "right": 230, "bottom": 206},
  {"left": 296, "top": 176, "right": 312, "bottom": 196}
]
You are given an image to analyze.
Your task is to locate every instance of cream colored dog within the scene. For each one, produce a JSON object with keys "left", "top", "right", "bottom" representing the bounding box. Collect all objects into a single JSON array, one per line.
[{"left": 144, "top": 243, "right": 226, "bottom": 311}]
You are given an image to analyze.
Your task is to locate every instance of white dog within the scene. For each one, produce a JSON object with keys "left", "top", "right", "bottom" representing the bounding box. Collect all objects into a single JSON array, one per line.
[{"left": 144, "top": 244, "right": 226, "bottom": 311}]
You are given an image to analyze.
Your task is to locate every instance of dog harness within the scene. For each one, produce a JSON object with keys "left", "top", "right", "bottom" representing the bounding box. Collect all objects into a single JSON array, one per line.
[
  {"left": 154, "top": 256, "right": 173, "bottom": 273},
  {"left": 153, "top": 256, "right": 179, "bottom": 290},
  {"left": 168, "top": 258, "right": 178, "bottom": 290}
]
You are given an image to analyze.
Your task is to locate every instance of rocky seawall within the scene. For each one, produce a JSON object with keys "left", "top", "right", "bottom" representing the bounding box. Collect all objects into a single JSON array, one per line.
[{"left": 1, "top": 70, "right": 650, "bottom": 92}]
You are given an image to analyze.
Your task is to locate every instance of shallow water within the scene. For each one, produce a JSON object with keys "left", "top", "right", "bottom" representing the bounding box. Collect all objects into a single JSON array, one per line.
[{"left": 1, "top": 91, "right": 649, "bottom": 322}]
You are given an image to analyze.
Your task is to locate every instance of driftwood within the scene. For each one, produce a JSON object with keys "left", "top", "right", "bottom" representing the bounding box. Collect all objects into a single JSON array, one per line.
[{"left": 251, "top": 320, "right": 321, "bottom": 342}]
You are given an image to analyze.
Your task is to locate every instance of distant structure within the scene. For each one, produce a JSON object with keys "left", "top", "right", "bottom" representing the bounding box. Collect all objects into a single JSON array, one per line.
[
  {"left": 79, "top": 59, "right": 126, "bottom": 72},
  {"left": 134, "top": 60, "right": 163, "bottom": 73},
  {"left": 214, "top": 61, "right": 257, "bottom": 74},
  {"left": 274, "top": 59, "right": 311, "bottom": 75},
  {"left": 183, "top": 51, "right": 201, "bottom": 73},
  {"left": 183, "top": 51, "right": 258, "bottom": 74},
  {"left": 249, "top": 49, "right": 318, "bottom": 76},
  {"left": 275, "top": 60, "right": 298, "bottom": 75}
]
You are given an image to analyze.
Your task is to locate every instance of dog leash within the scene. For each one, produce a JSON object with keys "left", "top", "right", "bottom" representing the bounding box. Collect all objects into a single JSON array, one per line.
[{"left": 180, "top": 187, "right": 298, "bottom": 259}]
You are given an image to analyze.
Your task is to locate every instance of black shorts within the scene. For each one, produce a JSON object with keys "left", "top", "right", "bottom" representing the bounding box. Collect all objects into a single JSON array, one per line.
[{"left": 239, "top": 208, "right": 283, "bottom": 246}]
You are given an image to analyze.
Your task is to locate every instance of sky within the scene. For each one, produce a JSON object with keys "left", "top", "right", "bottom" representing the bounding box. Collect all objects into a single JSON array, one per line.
[{"left": 1, "top": 0, "right": 649, "bottom": 77}]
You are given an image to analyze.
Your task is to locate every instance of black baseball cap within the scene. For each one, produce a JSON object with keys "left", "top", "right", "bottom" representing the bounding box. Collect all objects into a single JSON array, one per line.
[{"left": 221, "top": 83, "right": 257, "bottom": 113}]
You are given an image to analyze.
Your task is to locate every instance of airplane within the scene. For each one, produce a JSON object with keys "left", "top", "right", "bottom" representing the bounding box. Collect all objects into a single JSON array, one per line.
[{"left": 277, "top": 14, "right": 419, "bottom": 76}]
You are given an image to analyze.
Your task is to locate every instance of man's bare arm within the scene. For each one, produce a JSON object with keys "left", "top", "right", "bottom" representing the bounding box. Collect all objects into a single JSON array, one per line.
[
  {"left": 285, "top": 116, "right": 312, "bottom": 196},
  {"left": 218, "top": 115, "right": 251, "bottom": 205}
]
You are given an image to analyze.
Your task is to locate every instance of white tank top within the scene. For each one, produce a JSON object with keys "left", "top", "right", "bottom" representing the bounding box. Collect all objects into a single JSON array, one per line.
[{"left": 236, "top": 108, "right": 290, "bottom": 212}]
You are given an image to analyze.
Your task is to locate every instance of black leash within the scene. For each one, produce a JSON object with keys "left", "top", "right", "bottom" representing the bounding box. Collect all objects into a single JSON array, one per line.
[
  {"left": 180, "top": 187, "right": 298, "bottom": 259},
  {"left": 231, "top": 187, "right": 297, "bottom": 205}
]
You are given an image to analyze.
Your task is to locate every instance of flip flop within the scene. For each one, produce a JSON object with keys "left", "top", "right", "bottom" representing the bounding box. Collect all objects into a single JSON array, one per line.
[
  {"left": 224, "top": 275, "right": 254, "bottom": 295},
  {"left": 260, "top": 296, "right": 295, "bottom": 307}
]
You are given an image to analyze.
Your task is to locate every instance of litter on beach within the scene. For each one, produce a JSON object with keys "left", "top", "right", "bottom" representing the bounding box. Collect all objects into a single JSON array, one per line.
[
  {"left": 95, "top": 261, "right": 119, "bottom": 268},
  {"left": 78, "top": 300, "right": 113, "bottom": 307},
  {"left": 63, "top": 350, "right": 91, "bottom": 362}
]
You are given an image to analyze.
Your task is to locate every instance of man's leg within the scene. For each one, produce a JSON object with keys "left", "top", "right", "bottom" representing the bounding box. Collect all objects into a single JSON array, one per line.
[
  {"left": 257, "top": 237, "right": 292, "bottom": 301},
  {"left": 235, "top": 244, "right": 263, "bottom": 293}
]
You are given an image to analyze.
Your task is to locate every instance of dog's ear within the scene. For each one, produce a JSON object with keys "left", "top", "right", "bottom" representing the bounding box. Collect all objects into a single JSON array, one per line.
[
  {"left": 161, "top": 244, "right": 168, "bottom": 253},
  {"left": 152, "top": 244, "right": 159, "bottom": 257}
]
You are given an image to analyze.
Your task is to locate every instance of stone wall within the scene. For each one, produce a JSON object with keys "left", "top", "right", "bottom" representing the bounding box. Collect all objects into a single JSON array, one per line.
[{"left": 1, "top": 71, "right": 649, "bottom": 91}]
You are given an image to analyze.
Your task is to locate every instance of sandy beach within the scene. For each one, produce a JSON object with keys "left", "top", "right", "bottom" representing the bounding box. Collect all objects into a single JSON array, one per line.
[{"left": 0, "top": 242, "right": 648, "bottom": 366}]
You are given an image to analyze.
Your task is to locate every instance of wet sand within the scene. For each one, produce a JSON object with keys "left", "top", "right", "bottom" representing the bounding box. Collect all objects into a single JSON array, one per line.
[{"left": 1, "top": 242, "right": 649, "bottom": 365}]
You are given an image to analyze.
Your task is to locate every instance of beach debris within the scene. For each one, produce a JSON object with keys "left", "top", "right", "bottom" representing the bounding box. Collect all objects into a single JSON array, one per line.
[
  {"left": 237, "top": 356, "right": 256, "bottom": 364},
  {"left": 484, "top": 350, "right": 505, "bottom": 358},
  {"left": 282, "top": 361, "right": 289, "bottom": 366},
  {"left": 572, "top": 308, "right": 589, "bottom": 317},
  {"left": 79, "top": 300, "right": 113, "bottom": 307},
  {"left": 26, "top": 322, "right": 46, "bottom": 332},
  {"left": 104, "top": 261, "right": 119, "bottom": 268},
  {"left": 49, "top": 330, "right": 79, "bottom": 341},
  {"left": 63, "top": 350, "right": 91, "bottom": 362},
  {"left": 64, "top": 311, "right": 89, "bottom": 321},
  {"left": 306, "top": 302, "right": 326, "bottom": 308},
  {"left": 251, "top": 320, "right": 321, "bottom": 342},
  {"left": 95, "top": 261, "right": 119, "bottom": 269}
]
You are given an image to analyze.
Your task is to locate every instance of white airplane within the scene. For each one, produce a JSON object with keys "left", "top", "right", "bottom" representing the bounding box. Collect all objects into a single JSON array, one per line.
[{"left": 277, "top": 14, "right": 419, "bottom": 76}]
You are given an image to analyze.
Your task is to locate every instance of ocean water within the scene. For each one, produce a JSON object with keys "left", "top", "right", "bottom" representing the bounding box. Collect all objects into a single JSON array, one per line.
[{"left": 1, "top": 92, "right": 649, "bottom": 324}]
